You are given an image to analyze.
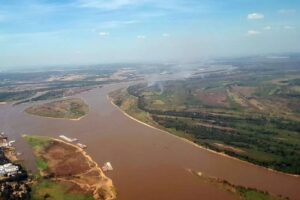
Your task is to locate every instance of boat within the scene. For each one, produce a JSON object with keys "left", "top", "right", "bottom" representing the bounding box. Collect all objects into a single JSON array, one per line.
[{"left": 102, "top": 162, "right": 113, "bottom": 171}]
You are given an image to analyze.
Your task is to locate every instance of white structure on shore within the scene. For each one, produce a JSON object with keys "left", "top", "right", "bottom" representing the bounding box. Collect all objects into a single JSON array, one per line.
[
  {"left": 59, "top": 135, "right": 78, "bottom": 142},
  {"left": 0, "top": 163, "right": 19, "bottom": 176}
]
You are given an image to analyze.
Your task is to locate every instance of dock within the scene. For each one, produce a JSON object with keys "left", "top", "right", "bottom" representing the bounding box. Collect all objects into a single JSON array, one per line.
[{"left": 59, "top": 135, "right": 78, "bottom": 142}]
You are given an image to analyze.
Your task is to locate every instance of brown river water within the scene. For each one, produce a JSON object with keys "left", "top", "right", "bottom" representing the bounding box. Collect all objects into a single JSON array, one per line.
[{"left": 0, "top": 84, "right": 299, "bottom": 200}]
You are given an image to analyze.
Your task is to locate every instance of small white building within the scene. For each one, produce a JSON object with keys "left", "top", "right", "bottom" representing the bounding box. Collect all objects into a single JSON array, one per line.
[{"left": 0, "top": 163, "right": 19, "bottom": 176}]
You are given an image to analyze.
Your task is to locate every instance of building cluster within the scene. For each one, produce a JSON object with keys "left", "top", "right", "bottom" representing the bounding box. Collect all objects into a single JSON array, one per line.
[
  {"left": 0, "top": 132, "right": 25, "bottom": 179},
  {"left": 0, "top": 132, "right": 30, "bottom": 200},
  {"left": 0, "top": 163, "right": 19, "bottom": 177}
]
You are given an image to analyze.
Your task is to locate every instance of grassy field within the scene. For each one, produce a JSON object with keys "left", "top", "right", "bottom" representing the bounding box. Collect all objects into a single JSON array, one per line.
[
  {"left": 25, "top": 98, "right": 89, "bottom": 120},
  {"left": 110, "top": 64, "right": 300, "bottom": 175}
]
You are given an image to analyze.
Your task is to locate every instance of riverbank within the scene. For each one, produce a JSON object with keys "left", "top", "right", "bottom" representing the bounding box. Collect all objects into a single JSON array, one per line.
[
  {"left": 108, "top": 93, "right": 300, "bottom": 179},
  {"left": 23, "top": 135, "right": 116, "bottom": 200}
]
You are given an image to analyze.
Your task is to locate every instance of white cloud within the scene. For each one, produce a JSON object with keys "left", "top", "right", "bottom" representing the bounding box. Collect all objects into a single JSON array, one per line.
[
  {"left": 278, "top": 9, "right": 296, "bottom": 15},
  {"left": 137, "top": 35, "right": 146, "bottom": 39},
  {"left": 162, "top": 33, "right": 170, "bottom": 37},
  {"left": 247, "top": 13, "right": 264, "bottom": 20},
  {"left": 263, "top": 26, "right": 271, "bottom": 30},
  {"left": 247, "top": 30, "right": 260, "bottom": 36},
  {"left": 99, "top": 32, "right": 110, "bottom": 36}
]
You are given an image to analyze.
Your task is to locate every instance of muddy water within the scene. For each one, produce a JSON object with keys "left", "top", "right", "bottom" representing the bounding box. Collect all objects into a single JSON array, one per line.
[{"left": 0, "top": 84, "right": 299, "bottom": 200}]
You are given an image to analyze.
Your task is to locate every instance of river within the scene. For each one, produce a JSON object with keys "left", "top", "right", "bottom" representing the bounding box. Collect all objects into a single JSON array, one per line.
[{"left": 0, "top": 84, "right": 299, "bottom": 200}]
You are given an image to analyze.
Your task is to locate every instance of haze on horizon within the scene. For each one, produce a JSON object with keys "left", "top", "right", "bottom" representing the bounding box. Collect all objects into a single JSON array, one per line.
[{"left": 0, "top": 0, "right": 300, "bottom": 69}]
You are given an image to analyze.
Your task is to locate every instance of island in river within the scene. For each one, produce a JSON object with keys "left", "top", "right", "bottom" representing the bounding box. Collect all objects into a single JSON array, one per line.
[
  {"left": 23, "top": 135, "right": 116, "bottom": 200},
  {"left": 25, "top": 98, "right": 89, "bottom": 120}
]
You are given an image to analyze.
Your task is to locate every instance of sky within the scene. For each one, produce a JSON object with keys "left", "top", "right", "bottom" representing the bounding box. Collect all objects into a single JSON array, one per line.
[{"left": 0, "top": 0, "right": 300, "bottom": 68}]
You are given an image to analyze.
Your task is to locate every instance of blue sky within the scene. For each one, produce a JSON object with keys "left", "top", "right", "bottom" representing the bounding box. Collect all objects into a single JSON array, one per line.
[{"left": 0, "top": 0, "right": 299, "bottom": 68}]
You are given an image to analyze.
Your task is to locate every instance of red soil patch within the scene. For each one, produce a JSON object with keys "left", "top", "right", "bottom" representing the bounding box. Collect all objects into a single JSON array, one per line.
[
  {"left": 43, "top": 141, "right": 91, "bottom": 176},
  {"left": 196, "top": 90, "right": 228, "bottom": 107}
]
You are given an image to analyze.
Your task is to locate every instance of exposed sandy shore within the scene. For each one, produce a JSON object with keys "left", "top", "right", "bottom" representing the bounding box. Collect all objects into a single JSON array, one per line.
[{"left": 108, "top": 95, "right": 299, "bottom": 178}]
